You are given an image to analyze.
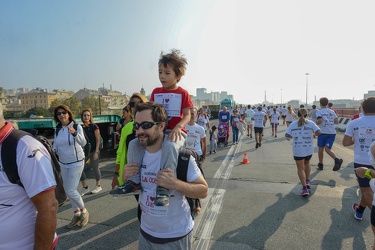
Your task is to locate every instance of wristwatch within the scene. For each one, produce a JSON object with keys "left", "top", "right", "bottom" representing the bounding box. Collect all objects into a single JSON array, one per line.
[{"left": 365, "top": 169, "right": 373, "bottom": 179}]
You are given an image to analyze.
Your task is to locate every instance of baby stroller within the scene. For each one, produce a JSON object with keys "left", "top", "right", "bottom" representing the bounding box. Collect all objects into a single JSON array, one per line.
[{"left": 218, "top": 122, "right": 229, "bottom": 147}]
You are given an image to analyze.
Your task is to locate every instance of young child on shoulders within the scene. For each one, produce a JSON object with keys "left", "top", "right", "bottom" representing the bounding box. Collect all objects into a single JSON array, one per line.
[{"left": 111, "top": 49, "right": 193, "bottom": 206}]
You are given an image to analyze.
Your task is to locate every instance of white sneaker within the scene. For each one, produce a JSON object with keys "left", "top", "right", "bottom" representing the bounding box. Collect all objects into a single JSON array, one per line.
[
  {"left": 91, "top": 186, "right": 102, "bottom": 194},
  {"left": 80, "top": 187, "right": 91, "bottom": 196}
]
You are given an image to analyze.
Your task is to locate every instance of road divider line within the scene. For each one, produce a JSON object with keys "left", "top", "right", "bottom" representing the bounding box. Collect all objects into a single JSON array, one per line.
[{"left": 194, "top": 136, "right": 244, "bottom": 250}]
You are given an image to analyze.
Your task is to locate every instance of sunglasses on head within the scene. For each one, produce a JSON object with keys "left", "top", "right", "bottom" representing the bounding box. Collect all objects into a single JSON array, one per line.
[
  {"left": 133, "top": 121, "right": 161, "bottom": 130},
  {"left": 129, "top": 101, "right": 143, "bottom": 108},
  {"left": 56, "top": 111, "right": 67, "bottom": 116}
]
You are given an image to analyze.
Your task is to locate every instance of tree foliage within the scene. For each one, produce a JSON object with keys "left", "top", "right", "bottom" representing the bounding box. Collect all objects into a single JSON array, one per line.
[
  {"left": 81, "top": 96, "right": 108, "bottom": 115},
  {"left": 26, "top": 107, "right": 51, "bottom": 118},
  {"left": 48, "top": 99, "right": 63, "bottom": 116},
  {"left": 63, "top": 97, "right": 82, "bottom": 116}
]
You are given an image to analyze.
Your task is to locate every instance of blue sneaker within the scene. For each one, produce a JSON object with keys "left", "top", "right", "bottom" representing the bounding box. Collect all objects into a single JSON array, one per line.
[
  {"left": 110, "top": 180, "right": 141, "bottom": 197},
  {"left": 353, "top": 203, "right": 363, "bottom": 221}
]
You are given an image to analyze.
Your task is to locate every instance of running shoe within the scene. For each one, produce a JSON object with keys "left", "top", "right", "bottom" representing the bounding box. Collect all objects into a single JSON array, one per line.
[
  {"left": 91, "top": 186, "right": 102, "bottom": 194},
  {"left": 333, "top": 158, "right": 343, "bottom": 171},
  {"left": 110, "top": 180, "right": 141, "bottom": 196},
  {"left": 306, "top": 179, "right": 311, "bottom": 189},
  {"left": 255, "top": 143, "right": 259, "bottom": 149},
  {"left": 353, "top": 203, "right": 363, "bottom": 220},
  {"left": 301, "top": 188, "right": 309, "bottom": 196},
  {"left": 80, "top": 210, "right": 89, "bottom": 228},
  {"left": 80, "top": 187, "right": 91, "bottom": 196},
  {"left": 66, "top": 215, "right": 81, "bottom": 229},
  {"left": 317, "top": 163, "right": 324, "bottom": 170}
]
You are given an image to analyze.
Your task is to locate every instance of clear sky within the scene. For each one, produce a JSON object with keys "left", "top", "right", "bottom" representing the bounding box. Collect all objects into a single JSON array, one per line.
[{"left": 1, "top": 0, "right": 375, "bottom": 104}]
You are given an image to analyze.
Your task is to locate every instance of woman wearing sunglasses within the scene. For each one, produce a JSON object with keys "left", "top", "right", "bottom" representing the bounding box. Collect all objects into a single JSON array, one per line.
[
  {"left": 79, "top": 109, "right": 102, "bottom": 196},
  {"left": 53, "top": 105, "right": 89, "bottom": 229}
]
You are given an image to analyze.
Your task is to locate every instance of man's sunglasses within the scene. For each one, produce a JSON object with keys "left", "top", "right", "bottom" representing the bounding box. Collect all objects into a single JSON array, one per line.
[
  {"left": 56, "top": 111, "right": 67, "bottom": 116},
  {"left": 129, "top": 101, "right": 143, "bottom": 108},
  {"left": 133, "top": 121, "right": 161, "bottom": 130}
]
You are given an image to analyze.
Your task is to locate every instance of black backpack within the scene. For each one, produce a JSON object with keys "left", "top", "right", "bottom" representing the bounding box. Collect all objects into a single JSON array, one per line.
[
  {"left": 1, "top": 129, "right": 67, "bottom": 207},
  {"left": 55, "top": 123, "right": 91, "bottom": 160},
  {"left": 176, "top": 148, "right": 205, "bottom": 220}
]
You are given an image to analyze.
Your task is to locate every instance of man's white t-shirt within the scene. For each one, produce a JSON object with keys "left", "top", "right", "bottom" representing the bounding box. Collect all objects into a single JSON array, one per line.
[
  {"left": 285, "top": 120, "right": 321, "bottom": 157},
  {"left": 185, "top": 123, "right": 206, "bottom": 156},
  {"left": 245, "top": 109, "right": 254, "bottom": 123},
  {"left": 316, "top": 108, "right": 338, "bottom": 134},
  {"left": 139, "top": 150, "right": 201, "bottom": 239},
  {"left": 253, "top": 111, "right": 267, "bottom": 128},
  {"left": 271, "top": 113, "right": 280, "bottom": 124},
  {"left": 0, "top": 135, "right": 56, "bottom": 249},
  {"left": 344, "top": 116, "right": 375, "bottom": 165}
]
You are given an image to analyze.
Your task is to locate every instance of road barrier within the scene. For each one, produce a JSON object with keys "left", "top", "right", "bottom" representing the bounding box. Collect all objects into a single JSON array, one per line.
[{"left": 336, "top": 117, "right": 351, "bottom": 132}]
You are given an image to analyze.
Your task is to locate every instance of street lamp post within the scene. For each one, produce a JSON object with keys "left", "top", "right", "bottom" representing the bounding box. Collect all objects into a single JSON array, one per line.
[
  {"left": 99, "top": 95, "right": 102, "bottom": 115},
  {"left": 281, "top": 89, "right": 283, "bottom": 104},
  {"left": 305, "top": 73, "right": 309, "bottom": 105}
]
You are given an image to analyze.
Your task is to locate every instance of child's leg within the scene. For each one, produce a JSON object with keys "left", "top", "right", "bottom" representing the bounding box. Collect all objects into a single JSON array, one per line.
[
  {"left": 160, "top": 132, "right": 186, "bottom": 171},
  {"left": 126, "top": 138, "right": 145, "bottom": 184}
]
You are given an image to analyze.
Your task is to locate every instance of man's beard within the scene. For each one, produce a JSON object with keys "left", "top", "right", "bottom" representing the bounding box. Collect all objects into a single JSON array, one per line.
[{"left": 138, "top": 130, "right": 161, "bottom": 147}]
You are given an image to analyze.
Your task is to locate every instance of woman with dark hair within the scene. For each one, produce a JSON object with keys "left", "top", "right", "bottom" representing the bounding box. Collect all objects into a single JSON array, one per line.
[
  {"left": 79, "top": 108, "right": 102, "bottom": 196},
  {"left": 53, "top": 104, "right": 89, "bottom": 229}
]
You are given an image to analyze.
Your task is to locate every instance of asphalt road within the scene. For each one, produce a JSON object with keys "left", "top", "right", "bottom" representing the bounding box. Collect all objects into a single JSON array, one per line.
[{"left": 56, "top": 120, "right": 373, "bottom": 250}]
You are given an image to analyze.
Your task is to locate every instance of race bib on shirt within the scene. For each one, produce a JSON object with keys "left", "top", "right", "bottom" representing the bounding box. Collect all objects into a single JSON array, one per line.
[{"left": 153, "top": 93, "right": 182, "bottom": 117}]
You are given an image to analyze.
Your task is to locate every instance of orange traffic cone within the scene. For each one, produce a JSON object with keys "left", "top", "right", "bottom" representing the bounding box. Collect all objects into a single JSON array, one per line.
[{"left": 241, "top": 152, "right": 250, "bottom": 164}]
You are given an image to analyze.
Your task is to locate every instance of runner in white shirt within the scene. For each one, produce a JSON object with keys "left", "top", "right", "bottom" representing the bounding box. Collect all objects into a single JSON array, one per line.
[
  {"left": 252, "top": 106, "right": 267, "bottom": 148},
  {"left": 343, "top": 97, "right": 375, "bottom": 221},
  {"left": 270, "top": 108, "right": 280, "bottom": 137},
  {"left": 285, "top": 108, "right": 321, "bottom": 196},
  {"left": 196, "top": 108, "right": 210, "bottom": 134},
  {"left": 245, "top": 104, "right": 255, "bottom": 138},
  {"left": 186, "top": 107, "right": 207, "bottom": 164},
  {"left": 0, "top": 104, "right": 58, "bottom": 249},
  {"left": 316, "top": 97, "right": 343, "bottom": 171}
]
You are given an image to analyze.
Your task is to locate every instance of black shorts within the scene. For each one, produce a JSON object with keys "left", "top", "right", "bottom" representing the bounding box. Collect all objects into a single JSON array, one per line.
[
  {"left": 282, "top": 115, "right": 286, "bottom": 118},
  {"left": 294, "top": 155, "right": 312, "bottom": 161},
  {"left": 254, "top": 127, "right": 263, "bottom": 134},
  {"left": 354, "top": 163, "right": 374, "bottom": 187}
]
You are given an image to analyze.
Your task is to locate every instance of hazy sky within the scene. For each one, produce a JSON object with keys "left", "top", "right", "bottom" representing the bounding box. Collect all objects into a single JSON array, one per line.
[{"left": 1, "top": 0, "right": 375, "bottom": 104}]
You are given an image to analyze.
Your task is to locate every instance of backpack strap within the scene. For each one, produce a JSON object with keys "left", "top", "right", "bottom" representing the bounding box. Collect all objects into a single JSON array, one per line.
[
  {"left": 55, "top": 123, "right": 62, "bottom": 137},
  {"left": 176, "top": 148, "right": 190, "bottom": 182},
  {"left": 1, "top": 129, "right": 30, "bottom": 187}
]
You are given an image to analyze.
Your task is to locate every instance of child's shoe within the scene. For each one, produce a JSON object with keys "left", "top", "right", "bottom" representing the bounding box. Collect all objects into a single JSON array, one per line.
[
  {"left": 110, "top": 180, "right": 141, "bottom": 196},
  {"left": 154, "top": 186, "right": 170, "bottom": 206}
]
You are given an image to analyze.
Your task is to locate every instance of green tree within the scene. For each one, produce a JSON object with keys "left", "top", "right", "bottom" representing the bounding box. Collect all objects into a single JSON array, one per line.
[
  {"left": 82, "top": 96, "right": 108, "bottom": 115},
  {"left": 49, "top": 98, "right": 63, "bottom": 116},
  {"left": 63, "top": 97, "right": 82, "bottom": 115},
  {"left": 26, "top": 107, "right": 50, "bottom": 118}
]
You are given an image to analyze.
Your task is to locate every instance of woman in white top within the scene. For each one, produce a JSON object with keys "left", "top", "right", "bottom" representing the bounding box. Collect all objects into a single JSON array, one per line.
[
  {"left": 53, "top": 104, "right": 89, "bottom": 229},
  {"left": 196, "top": 108, "right": 210, "bottom": 132},
  {"left": 285, "top": 108, "right": 321, "bottom": 196},
  {"left": 285, "top": 105, "right": 297, "bottom": 127}
]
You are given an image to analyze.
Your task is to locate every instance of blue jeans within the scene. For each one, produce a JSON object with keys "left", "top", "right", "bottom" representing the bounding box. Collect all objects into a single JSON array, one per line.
[
  {"left": 61, "top": 163, "right": 85, "bottom": 211},
  {"left": 232, "top": 125, "right": 239, "bottom": 143}
]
